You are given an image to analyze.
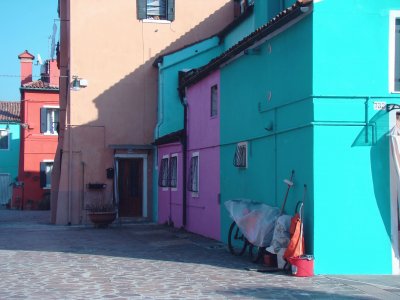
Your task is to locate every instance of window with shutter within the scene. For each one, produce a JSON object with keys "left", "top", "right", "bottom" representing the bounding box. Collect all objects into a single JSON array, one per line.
[
  {"left": 41, "top": 107, "right": 60, "bottom": 135},
  {"left": 233, "top": 142, "right": 248, "bottom": 168},
  {"left": 0, "top": 130, "right": 9, "bottom": 150},
  {"left": 158, "top": 157, "right": 169, "bottom": 187},
  {"left": 137, "top": 0, "right": 174, "bottom": 21}
]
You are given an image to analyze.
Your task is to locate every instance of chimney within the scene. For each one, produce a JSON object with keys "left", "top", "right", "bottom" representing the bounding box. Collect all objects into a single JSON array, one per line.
[
  {"left": 47, "top": 59, "right": 60, "bottom": 87},
  {"left": 18, "top": 50, "right": 35, "bottom": 86}
]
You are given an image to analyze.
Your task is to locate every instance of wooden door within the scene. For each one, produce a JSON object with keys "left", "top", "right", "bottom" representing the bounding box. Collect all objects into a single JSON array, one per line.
[{"left": 118, "top": 159, "right": 143, "bottom": 217}]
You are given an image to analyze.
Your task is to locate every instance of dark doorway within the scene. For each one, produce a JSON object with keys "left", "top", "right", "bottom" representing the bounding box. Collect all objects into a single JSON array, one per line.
[{"left": 118, "top": 158, "right": 143, "bottom": 217}]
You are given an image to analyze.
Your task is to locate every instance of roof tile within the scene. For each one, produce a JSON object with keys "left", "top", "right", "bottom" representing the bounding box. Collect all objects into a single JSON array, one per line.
[{"left": 0, "top": 101, "right": 21, "bottom": 122}]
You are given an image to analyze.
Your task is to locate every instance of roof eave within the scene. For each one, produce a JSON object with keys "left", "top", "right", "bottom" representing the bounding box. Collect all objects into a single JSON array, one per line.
[{"left": 179, "top": 1, "right": 313, "bottom": 92}]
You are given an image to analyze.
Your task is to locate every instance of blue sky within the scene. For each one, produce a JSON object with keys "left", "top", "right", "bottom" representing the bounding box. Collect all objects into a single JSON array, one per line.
[{"left": 0, "top": 0, "right": 58, "bottom": 100}]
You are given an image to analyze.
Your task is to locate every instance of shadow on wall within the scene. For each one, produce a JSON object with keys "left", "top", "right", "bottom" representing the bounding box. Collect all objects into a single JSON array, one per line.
[
  {"left": 12, "top": 171, "right": 51, "bottom": 211},
  {"left": 353, "top": 109, "right": 391, "bottom": 241},
  {"left": 53, "top": 2, "right": 235, "bottom": 223}
]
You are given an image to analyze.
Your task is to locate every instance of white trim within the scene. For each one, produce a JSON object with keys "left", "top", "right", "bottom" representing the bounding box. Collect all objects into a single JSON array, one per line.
[
  {"left": 171, "top": 153, "right": 178, "bottom": 192},
  {"left": 142, "top": 19, "right": 171, "bottom": 24},
  {"left": 389, "top": 110, "right": 400, "bottom": 275},
  {"left": 42, "top": 105, "right": 60, "bottom": 108},
  {"left": 42, "top": 159, "right": 54, "bottom": 162},
  {"left": 114, "top": 153, "right": 148, "bottom": 218},
  {"left": 389, "top": 11, "right": 400, "bottom": 93},
  {"left": 162, "top": 154, "right": 169, "bottom": 191}
]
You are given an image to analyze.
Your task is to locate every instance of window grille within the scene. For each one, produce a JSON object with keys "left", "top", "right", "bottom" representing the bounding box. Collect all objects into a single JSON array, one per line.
[
  {"left": 158, "top": 157, "right": 169, "bottom": 187},
  {"left": 233, "top": 143, "right": 247, "bottom": 168}
]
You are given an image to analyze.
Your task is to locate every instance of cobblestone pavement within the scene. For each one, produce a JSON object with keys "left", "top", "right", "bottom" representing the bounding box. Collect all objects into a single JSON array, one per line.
[{"left": 0, "top": 209, "right": 400, "bottom": 299}]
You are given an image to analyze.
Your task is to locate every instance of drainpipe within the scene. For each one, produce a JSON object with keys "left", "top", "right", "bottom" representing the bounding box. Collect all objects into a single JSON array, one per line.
[
  {"left": 67, "top": 72, "right": 72, "bottom": 225},
  {"left": 155, "top": 63, "right": 164, "bottom": 139},
  {"left": 181, "top": 95, "right": 188, "bottom": 227}
]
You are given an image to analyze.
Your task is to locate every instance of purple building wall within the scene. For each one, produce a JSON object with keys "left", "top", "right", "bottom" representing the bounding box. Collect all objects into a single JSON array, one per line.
[{"left": 186, "top": 70, "right": 220, "bottom": 240}]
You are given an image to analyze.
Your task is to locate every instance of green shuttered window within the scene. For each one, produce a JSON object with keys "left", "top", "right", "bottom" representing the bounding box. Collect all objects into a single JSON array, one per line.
[{"left": 137, "top": 0, "right": 175, "bottom": 21}]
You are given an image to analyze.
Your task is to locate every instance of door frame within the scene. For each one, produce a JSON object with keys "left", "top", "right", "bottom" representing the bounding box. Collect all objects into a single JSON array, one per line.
[{"left": 114, "top": 154, "right": 148, "bottom": 218}]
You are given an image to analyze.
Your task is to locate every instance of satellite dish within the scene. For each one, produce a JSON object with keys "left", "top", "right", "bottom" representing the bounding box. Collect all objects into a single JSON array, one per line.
[{"left": 36, "top": 54, "right": 43, "bottom": 65}]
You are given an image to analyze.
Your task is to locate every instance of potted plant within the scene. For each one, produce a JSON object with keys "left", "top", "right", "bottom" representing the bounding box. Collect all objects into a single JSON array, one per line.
[{"left": 86, "top": 201, "right": 117, "bottom": 228}]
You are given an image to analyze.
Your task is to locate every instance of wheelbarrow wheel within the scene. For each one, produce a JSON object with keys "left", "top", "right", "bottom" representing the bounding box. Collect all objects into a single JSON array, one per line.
[{"left": 228, "top": 221, "right": 248, "bottom": 256}]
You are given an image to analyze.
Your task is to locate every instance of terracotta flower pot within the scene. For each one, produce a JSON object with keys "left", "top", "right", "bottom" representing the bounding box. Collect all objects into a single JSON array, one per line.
[{"left": 88, "top": 211, "right": 117, "bottom": 228}]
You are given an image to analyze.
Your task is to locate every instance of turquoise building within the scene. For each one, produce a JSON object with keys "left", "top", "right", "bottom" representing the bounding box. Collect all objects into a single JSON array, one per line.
[
  {"left": 0, "top": 101, "right": 20, "bottom": 206},
  {"left": 154, "top": 0, "right": 400, "bottom": 274},
  {"left": 179, "top": 0, "right": 400, "bottom": 274}
]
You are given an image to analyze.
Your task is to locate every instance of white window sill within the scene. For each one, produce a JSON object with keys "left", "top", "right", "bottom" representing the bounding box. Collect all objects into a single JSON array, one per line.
[
  {"left": 191, "top": 192, "right": 199, "bottom": 198},
  {"left": 142, "top": 19, "right": 171, "bottom": 24},
  {"left": 171, "top": 187, "right": 178, "bottom": 192},
  {"left": 43, "top": 187, "right": 51, "bottom": 190},
  {"left": 43, "top": 133, "right": 58, "bottom": 136},
  {"left": 162, "top": 187, "right": 169, "bottom": 192}
]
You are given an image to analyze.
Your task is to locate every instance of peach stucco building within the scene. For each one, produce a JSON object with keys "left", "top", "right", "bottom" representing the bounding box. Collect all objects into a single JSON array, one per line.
[{"left": 52, "top": 0, "right": 234, "bottom": 224}]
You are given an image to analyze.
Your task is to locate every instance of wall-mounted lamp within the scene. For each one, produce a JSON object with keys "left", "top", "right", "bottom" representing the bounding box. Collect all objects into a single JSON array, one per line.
[
  {"left": 71, "top": 76, "right": 80, "bottom": 91},
  {"left": 5, "top": 123, "right": 10, "bottom": 132},
  {"left": 71, "top": 76, "right": 89, "bottom": 91},
  {"left": 20, "top": 123, "right": 29, "bottom": 129}
]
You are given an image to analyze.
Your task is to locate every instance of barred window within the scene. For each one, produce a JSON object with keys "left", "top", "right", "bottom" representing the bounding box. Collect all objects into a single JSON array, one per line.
[
  {"left": 158, "top": 157, "right": 169, "bottom": 187},
  {"left": 233, "top": 142, "right": 247, "bottom": 168},
  {"left": 169, "top": 155, "right": 178, "bottom": 188},
  {"left": 188, "top": 154, "right": 199, "bottom": 193}
]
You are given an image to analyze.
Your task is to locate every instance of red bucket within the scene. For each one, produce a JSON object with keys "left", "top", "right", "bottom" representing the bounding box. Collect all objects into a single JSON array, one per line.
[{"left": 289, "top": 255, "right": 314, "bottom": 277}]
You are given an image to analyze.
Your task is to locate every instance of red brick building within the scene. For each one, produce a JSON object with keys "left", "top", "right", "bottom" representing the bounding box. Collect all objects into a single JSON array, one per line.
[{"left": 12, "top": 50, "right": 60, "bottom": 210}]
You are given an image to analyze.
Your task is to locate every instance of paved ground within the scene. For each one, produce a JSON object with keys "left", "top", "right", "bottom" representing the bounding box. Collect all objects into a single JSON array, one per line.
[{"left": 0, "top": 209, "right": 400, "bottom": 299}]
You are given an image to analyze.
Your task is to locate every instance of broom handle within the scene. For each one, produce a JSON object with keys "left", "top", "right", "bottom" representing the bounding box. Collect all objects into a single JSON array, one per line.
[{"left": 280, "top": 170, "right": 294, "bottom": 215}]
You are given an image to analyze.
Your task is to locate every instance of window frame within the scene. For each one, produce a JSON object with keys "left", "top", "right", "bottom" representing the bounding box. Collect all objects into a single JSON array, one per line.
[
  {"left": 0, "top": 129, "right": 9, "bottom": 151},
  {"left": 233, "top": 142, "right": 248, "bottom": 168},
  {"left": 188, "top": 152, "right": 199, "bottom": 197},
  {"left": 40, "top": 160, "right": 54, "bottom": 189},
  {"left": 169, "top": 153, "right": 178, "bottom": 191},
  {"left": 389, "top": 11, "right": 400, "bottom": 93},
  {"left": 40, "top": 106, "right": 60, "bottom": 135},
  {"left": 159, "top": 155, "right": 170, "bottom": 190},
  {"left": 210, "top": 84, "right": 218, "bottom": 118}
]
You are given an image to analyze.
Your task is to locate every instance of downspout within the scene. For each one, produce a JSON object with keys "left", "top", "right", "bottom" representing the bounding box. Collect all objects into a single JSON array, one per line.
[
  {"left": 155, "top": 63, "right": 164, "bottom": 139},
  {"left": 181, "top": 94, "right": 188, "bottom": 227},
  {"left": 67, "top": 71, "right": 72, "bottom": 225}
]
